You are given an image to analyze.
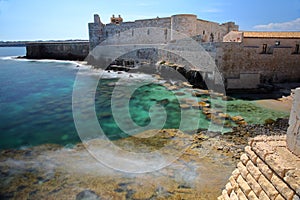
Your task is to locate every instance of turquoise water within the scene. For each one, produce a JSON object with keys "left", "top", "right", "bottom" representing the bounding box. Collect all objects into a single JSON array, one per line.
[{"left": 0, "top": 47, "right": 289, "bottom": 149}]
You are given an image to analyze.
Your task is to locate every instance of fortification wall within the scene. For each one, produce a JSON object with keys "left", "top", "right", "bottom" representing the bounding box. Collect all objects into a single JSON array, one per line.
[
  {"left": 216, "top": 43, "right": 300, "bottom": 89},
  {"left": 26, "top": 42, "right": 89, "bottom": 61}
]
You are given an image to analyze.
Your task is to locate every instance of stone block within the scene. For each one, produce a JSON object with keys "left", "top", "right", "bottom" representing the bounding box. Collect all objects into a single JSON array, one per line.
[
  {"left": 240, "top": 153, "right": 250, "bottom": 165},
  {"left": 237, "top": 162, "right": 249, "bottom": 179},
  {"left": 229, "top": 176, "right": 239, "bottom": 190},
  {"left": 245, "top": 146, "right": 258, "bottom": 164},
  {"left": 268, "top": 141, "right": 286, "bottom": 148},
  {"left": 230, "top": 190, "right": 238, "bottom": 200},
  {"left": 265, "top": 154, "right": 289, "bottom": 178},
  {"left": 293, "top": 194, "right": 300, "bottom": 200},
  {"left": 276, "top": 147, "right": 300, "bottom": 167},
  {"left": 246, "top": 160, "right": 262, "bottom": 181},
  {"left": 246, "top": 173, "right": 262, "bottom": 197},
  {"left": 237, "top": 175, "right": 252, "bottom": 195},
  {"left": 252, "top": 142, "right": 275, "bottom": 160},
  {"left": 271, "top": 174, "right": 295, "bottom": 200},
  {"left": 236, "top": 187, "right": 248, "bottom": 200},
  {"left": 225, "top": 182, "right": 233, "bottom": 195},
  {"left": 284, "top": 170, "right": 300, "bottom": 196},
  {"left": 232, "top": 168, "right": 240, "bottom": 180},
  {"left": 222, "top": 189, "right": 230, "bottom": 200},
  {"left": 257, "top": 157, "right": 273, "bottom": 180},
  {"left": 248, "top": 191, "right": 259, "bottom": 200},
  {"left": 287, "top": 87, "right": 300, "bottom": 156},
  {"left": 274, "top": 194, "right": 285, "bottom": 200},
  {"left": 258, "top": 175, "right": 279, "bottom": 200},
  {"left": 259, "top": 190, "right": 271, "bottom": 200}
]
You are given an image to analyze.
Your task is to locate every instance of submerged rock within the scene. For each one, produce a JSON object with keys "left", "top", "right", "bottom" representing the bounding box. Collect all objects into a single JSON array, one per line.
[{"left": 76, "top": 190, "right": 101, "bottom": 200}]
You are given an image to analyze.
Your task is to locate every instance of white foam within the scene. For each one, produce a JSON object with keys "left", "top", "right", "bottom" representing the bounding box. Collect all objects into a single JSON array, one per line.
[
  {"left": 0, "top": 56, "right": 15, "bottom": 60},
  {"left": 0, "top": 56, "right": 158, "bottom": 81}
]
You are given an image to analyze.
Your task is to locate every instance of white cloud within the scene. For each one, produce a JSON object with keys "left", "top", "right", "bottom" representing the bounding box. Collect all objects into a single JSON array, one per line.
[{"left": 254, "top": 18, "right": 300, "bottom": 31}]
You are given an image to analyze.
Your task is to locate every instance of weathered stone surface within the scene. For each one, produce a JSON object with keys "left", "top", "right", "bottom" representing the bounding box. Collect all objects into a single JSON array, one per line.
[
  {"left": 237, "top": 162, "right": 249, "bottom": 179},
  {"left": 230, "top": 190, "right": 239, "bottom": 200},
  {"left": 258, "top": 174, "right": 279, "bottom": 200},
  {"left": 240, "top": 153, "right": 250, "bottom": 165},
  {"left": 252, "top": 142, "right": 275, "bottom": 161},
  {"left": 256, "top": 157, "right": 273, "bottom": 180},
  {"left": 274, "top": 194, "right": 285, "bottom": 200},
  {"left": 247, "top": 191, "right": 259, "bottom": 200},
  {"left": 236, "top": 187, "right": 248, "bottom": 200},
  {"left": 271, "top": 174, "right": 295, "bottom": 200},
  {"left": 232, "top": 168, "right": 240, "bottom": 180},
  {"left": 225, "top": 182, "right": 233, "bottom": 195},
  {"left": 222, "top": 189, "right": 230, "bottom": 200},
  {"left": 246, "top": 173, "right": 262, "bottom": 197},
  {"left": 293, "top": 194, "right": 300, "bottom": 200},
  {"left": 245, "top": 146, "right": 258, "bottom": 164},
  {"left": 284, "top": 170, "right": 300, "bottom": 196},
  {"left": 246, "top": 160, "right": 261, "bottom": 181},
  {"left": 236, "top": 175, "right": 251, "bottom": 195},
  {"left": 287, "top": 87, "right": 300, "bottom": 156},
  {"left": 259, "top": 190, "right": 271, "bottom": 200},
  {"left": 229, "top": 176, "right": 239, "bottom": 190}
]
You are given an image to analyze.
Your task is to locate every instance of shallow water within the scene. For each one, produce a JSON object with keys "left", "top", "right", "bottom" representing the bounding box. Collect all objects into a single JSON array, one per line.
[{"left": 0, "top": 47, "right": 289, "bottom": 150}]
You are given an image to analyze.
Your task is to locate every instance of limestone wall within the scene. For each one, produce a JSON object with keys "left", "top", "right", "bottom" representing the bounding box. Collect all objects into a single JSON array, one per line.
[
  {"left": 26, "top": 42, "right": 89, "bottom": 61},
  {"left": 216, "top": 43, "right": 300, "bottom": 89},
  {"left": 219, "top": 135, "right": 300, "bottom": 200},
  {"left": 287, "top": 88, "right": 300, "bottom": 156}
]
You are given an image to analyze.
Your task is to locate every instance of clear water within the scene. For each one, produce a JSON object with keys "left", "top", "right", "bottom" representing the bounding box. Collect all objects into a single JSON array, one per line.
[{"left": 0, "top": 47, "right": 289, "bottom": 149}]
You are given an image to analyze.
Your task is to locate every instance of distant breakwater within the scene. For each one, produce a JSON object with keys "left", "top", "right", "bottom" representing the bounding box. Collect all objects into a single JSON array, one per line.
[{"left": 25, "top": 41, "right": 89, "bottom": 61}]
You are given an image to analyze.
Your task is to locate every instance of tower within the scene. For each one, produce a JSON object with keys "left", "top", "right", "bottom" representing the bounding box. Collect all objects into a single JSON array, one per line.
[{"left": 88, "top": 14, "right": 105, "bottom": 50}]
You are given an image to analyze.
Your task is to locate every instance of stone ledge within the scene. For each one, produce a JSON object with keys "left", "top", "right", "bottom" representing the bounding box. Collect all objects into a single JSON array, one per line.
[{"left": 219, "top": 136, "right": 300, "bottom": 199}]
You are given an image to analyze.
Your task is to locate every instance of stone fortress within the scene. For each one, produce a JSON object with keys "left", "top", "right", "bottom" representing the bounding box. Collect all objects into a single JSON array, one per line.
[
  {"left": 88, "top": 14, "right": 238, "bottom": 49},
  {"left": 88, "top": 14, "right": 300, "bottom": 91}
]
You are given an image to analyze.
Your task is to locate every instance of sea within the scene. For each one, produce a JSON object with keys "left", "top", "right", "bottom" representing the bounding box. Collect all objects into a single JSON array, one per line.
[{"left": 0, "top": 47, "right": 289, "bottom": 150}]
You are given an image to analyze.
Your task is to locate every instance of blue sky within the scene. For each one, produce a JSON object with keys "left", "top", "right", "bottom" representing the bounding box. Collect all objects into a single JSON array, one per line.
[{"left": 0, "top": 0, "right": 299, "bottom": 41}]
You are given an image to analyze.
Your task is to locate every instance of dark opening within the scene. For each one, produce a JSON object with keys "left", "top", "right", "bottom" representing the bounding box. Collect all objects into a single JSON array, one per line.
[
  {"left": 295, "top": 44, "right": 300, "bottom": 54},
  {"left": 262, "top": 44, "right": 267, "bottom": 54}
]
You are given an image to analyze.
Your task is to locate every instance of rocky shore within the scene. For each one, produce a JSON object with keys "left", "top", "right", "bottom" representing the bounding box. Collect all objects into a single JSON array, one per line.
[{"left": 0, "top": 118, "right": 289, "bottom": 199}]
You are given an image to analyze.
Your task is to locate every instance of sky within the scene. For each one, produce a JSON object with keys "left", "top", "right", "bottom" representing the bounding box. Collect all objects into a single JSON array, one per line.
[{"left": 0, "top": 0, "right": 300, "bottom": 41}]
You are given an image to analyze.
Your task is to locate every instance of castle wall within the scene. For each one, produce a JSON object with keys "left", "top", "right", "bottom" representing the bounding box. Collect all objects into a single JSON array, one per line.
[
  {"left": 88, "top": 14, "right": 237, "bottom": 49},
  {"left": 216, "top": 42, "right": 300, "bottom": 89},
  {"left": 26, "top": 42, "right": 89, "bottom": 61}
]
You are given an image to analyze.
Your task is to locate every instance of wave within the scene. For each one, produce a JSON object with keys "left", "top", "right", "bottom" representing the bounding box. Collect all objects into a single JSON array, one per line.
[{"left": 0, "top": 56, "right": 156, "bottom": 81}]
